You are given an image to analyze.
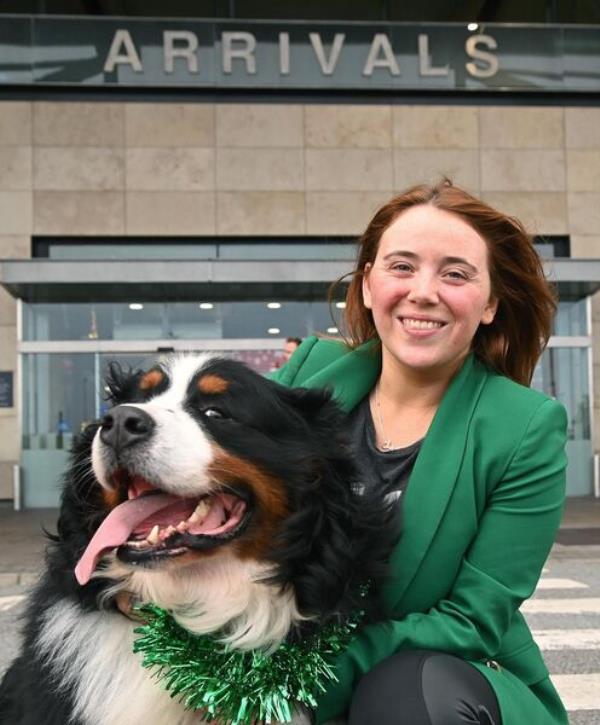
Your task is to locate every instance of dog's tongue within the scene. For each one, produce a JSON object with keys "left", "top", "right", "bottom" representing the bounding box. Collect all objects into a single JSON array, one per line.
[{"left": 74, "top": 494, "right": 178, "bottom": 586}]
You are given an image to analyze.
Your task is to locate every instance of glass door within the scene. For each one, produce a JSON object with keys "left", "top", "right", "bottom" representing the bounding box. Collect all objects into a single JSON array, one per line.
[{"left": 533, "top": 345, "right": 593, "bottom": 497}]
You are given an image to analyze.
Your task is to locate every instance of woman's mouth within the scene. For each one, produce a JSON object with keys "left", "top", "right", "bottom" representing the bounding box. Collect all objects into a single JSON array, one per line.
[{"left": 400, "top": 317, "right": 447, "bottom": 331}]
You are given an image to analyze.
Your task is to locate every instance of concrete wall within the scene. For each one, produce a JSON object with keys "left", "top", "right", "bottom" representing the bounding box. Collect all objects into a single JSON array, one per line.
[{"left": 1, "top": 100, "right": 600, "bottom": 497}]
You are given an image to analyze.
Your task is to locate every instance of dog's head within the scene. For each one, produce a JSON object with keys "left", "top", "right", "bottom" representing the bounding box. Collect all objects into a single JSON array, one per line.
[{"left": 59, "top": 354, "right": 396, "bottom": 647}]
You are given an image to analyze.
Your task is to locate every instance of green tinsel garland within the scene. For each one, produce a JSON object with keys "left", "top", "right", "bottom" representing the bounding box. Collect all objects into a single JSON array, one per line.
[{"left": 133, "top": 603, "right": 364, "bottom": 724}]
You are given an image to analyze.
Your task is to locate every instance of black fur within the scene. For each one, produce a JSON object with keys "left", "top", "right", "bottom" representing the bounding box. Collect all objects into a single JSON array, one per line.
[{"left": 0, "top": 356, "right": 398, "bottom": 724}]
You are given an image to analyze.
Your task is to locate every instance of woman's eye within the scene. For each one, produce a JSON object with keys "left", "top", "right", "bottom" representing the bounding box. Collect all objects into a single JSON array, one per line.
[
  {"left": 391, "top": 262, "right": 412, "bottom": 272},
  {"left": 446, "top": 270, "right": 468, "bottom": 281},
  {"left": 202, "top": 407, "right": 225, "bottom": 419}
]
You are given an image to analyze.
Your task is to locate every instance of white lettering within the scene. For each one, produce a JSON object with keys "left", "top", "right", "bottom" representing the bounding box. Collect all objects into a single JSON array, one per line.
[
  {"left": 465, "top": 34, "right": 498, "bottom": 78},
  {"left": 222, "top": 32, "right": 257, "bottom": 74},
  {"left": 164, "top": 31, "right": 198, "bottom": 74},
  {"left": 103, "top": 29, "right": 143, "bottom": 73},
  {"left": 363, "top": 34, "right": 400, "bottom": 76},
  {"left": 418, "top": 34, "right": 449, "bottom": 77},
  {"left": 279, "top": 32, "right": 290, "bottom": 75},
  {"left": 309, "top": 33, "right": 345, "bottom": 75}
]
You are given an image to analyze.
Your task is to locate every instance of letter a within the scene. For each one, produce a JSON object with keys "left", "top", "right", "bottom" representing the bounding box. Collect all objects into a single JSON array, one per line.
[
  {"left": 104, "top": 29, "right": 143, "bottom": 73},
  {"left": 363, "top": 34, "right": 400, "bottom": 76}
]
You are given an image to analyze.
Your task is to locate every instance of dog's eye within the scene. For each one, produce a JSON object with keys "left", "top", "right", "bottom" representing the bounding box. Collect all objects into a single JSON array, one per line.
[{"left": 201, "top": 407, "right": 225, "bottom": 419}]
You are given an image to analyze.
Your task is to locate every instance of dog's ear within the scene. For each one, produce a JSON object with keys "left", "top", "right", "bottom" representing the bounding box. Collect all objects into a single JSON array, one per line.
[
  {"left": 104, "top": 362, "right": 145, "bottom": 405},
  {"left": 268, "top": 387, "right": 398, "bottom": 627},
  {"left": 276, "top": 384, "right": 342, "bottom": 431},
  {"left": 281, "top": 388, "right": 332, "bottom": 421}
]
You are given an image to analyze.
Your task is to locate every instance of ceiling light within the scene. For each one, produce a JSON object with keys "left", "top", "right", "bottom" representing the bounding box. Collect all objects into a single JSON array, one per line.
[
  {"left": 467, "top": 22, "right": 478, "bottom": 31},
  {"left": 335, "top": 301, "right": 346, "bottom": 309},
  {"left": 199, "top": 303, "right": 214, "bottom": 310},
  {"left": 129, "top": 303, "right": 144, "bottom": 311},
  {"left": 267, "top": 302, "right": 281, "bottom": 309},
  {"left": 267, "top": 327, "right": 281, "bottom": 335}
]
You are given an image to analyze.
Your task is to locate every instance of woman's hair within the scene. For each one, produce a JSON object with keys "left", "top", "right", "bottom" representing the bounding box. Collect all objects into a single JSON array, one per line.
[{"left": 333, "top": 179, "right": 557, "bottom": 386}]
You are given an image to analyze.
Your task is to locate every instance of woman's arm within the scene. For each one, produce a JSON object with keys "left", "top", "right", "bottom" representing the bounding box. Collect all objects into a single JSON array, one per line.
[{"left": 316, "top": 397, "right": 568, "bottom": 724}]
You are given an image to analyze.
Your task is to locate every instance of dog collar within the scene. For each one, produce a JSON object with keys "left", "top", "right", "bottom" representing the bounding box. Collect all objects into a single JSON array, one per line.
[{"left": 132, "top": 601, "right": 366, "bottom": 724}]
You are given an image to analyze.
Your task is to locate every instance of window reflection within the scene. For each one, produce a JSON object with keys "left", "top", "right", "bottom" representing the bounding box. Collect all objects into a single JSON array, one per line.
[
  {"left": 23, "top": 300, "right": 345, "bottom": 341},
  {"left": 553, "top": 298, "right": 587, "bottom": 336},
  {"left": 533, "top": 346, "right": 592, "bottom": 496}
]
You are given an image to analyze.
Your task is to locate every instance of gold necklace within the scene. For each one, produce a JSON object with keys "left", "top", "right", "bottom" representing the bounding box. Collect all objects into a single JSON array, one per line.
[
  {"left": 374, "top": 382, "right": 395, "bottom": 451},
  {"left": 374, "top": 382, "right": 436, "bottom": 451}
]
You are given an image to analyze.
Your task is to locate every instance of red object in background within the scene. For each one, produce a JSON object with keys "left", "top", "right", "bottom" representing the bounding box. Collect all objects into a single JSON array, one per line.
[{"left": 229, "top": 350, "right": 282, "bottom": 374}]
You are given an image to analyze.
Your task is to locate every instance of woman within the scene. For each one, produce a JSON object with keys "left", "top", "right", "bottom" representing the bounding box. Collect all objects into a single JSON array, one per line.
[{"left": 271, "top": 181, "right": 568, "bottom": 725}]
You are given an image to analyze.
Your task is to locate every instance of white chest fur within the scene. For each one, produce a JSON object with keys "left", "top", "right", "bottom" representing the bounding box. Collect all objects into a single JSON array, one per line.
[
  {"left": 36, "top": 601, "right": 312, "bottom": 725},
  {"left": 37, "top": 601, "right": 202, "bottom": 725}
]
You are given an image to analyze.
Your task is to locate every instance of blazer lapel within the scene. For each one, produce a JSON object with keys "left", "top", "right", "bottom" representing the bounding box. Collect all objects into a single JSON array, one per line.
[
  {"left": 298, "top": 340, "right": 380, "bottom": 412},
  {"left": 384, "top": 354, "right": 489, "bottom": 612},
  {"left": 296, "top": 342, "right": 490, "bottom": 613}
]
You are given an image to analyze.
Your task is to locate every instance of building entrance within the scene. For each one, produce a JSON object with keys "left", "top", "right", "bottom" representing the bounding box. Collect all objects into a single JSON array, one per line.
[{"left": 19, "top": 316, "right": 595, "bottom": 507}]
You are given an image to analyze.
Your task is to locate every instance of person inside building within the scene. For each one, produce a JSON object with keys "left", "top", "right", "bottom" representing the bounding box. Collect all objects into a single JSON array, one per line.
[
  {"left": 282, "top": 336, "right": 303, "bottom": 364},
  {"left": 271, "top": 180, "right": 568, "bottom": 725}
]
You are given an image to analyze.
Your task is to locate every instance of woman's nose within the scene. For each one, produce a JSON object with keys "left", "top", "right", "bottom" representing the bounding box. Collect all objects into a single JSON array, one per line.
[{"left": 406, "top": 273, "right": 439, "bottom": 303}]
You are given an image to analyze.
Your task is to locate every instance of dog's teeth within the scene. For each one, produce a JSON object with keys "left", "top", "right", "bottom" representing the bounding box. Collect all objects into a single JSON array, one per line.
[
  {"left": 146, "top": 525, "right": 160, "bottom": 545},
  {"left": 128, "top": 539, "right": 147, "bottom": 549},
  {"left": 193, "top": 499, "right": 210, "bottom": 521},
  {"left": 159, "top": 525, "right": 174, "bottom": 541},
  {"left": 176, "top": 520, "right": 188, "bottom": 533}
]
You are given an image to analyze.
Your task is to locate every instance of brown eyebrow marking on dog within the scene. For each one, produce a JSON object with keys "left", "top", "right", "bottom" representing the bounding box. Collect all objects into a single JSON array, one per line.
[
  {"left": 198, "top": 374, "right": 229, "bottom": 394},
  {"left": 139, "top": 369, "right": 164, "bottom": 391}
]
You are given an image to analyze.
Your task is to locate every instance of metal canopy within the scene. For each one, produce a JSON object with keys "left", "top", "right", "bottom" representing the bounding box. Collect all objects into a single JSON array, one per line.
[
  {"left": 0, "top": 257, "right": 599, "bottom": 303},
  {"left": 0, "top": 259, "right": 350, "bottom": 303}
]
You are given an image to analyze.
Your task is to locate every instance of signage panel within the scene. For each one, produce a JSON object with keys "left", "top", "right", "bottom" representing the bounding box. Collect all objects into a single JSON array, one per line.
[{"left": 0, "top": 16, "right": 598, "bottom": 92}]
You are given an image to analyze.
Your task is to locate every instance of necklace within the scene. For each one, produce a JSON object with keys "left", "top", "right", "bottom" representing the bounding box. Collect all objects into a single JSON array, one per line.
[
  {"left": 373, "top": 382, "right": 436, "bottom": 451},
  {"left": 374, "top": 381, "right": 395, "bottom": 451}
]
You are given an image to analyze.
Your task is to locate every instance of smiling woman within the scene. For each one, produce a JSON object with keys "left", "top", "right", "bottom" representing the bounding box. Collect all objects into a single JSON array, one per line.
[
  {"left": 362, "top": 205, "right": 498, "bottom": 388},
  {"left": 272, "top": 180, "right": 569, "bottom": 725},
  {"left": 343, "top": 180, "right": 556, "bottom": 387}
]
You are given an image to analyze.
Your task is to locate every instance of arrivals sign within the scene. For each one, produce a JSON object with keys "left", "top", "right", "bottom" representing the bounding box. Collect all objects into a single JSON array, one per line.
[{"left": 0, "top": 16, "right": 598, "bottom": 92}]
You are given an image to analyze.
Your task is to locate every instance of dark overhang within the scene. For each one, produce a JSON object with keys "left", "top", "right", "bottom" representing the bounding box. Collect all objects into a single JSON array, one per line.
[
  {"left": 0, "top": 259, "right": 351, "bottom": 303},
  {"left": 0, "top": 257, "right": 599, "bottom": 303}
]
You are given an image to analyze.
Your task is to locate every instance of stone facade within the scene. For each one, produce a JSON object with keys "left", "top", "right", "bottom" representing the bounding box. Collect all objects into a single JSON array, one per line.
[{"left": 1, "top": 100, "right": 600, "bottom": 498}]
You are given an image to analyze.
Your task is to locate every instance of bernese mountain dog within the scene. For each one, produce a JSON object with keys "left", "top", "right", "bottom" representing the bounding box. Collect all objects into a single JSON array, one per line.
[{"left": 0, "top": 354, "right": 396, "bottom": 725}]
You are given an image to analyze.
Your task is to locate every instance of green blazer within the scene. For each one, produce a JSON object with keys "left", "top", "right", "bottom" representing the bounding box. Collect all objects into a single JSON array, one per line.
[{"left": 271, "top": 336, "right": 568, "bottom": 725}]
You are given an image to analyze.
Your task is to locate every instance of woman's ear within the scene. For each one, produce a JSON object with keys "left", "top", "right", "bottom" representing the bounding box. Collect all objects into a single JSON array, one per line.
[
  {"left": 362, "top": 263, "right": 373, "bottom": 310},
  {"left": 481, "top": 296, "right": 498, "bottom": 325}
]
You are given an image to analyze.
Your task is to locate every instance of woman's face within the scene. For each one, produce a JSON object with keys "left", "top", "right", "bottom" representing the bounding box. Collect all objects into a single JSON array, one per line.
[{"left": 362, "top": 204, "right": 498, "bottom": 379}]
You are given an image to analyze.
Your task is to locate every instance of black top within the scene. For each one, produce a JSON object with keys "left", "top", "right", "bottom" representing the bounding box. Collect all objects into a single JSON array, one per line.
[{"left": 349, "top": 395, "right": 422, "bottom": 506}]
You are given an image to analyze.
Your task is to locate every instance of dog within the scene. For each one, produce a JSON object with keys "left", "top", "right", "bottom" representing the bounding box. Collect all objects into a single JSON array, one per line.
[{"left": 0, "top": 354, "right": 396, "bottom": 725}]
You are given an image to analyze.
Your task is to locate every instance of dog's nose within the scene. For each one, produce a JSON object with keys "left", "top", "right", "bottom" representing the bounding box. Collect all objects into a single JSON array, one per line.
[{"left": 100, "top": 405, "right": 155, "bottom": 452}]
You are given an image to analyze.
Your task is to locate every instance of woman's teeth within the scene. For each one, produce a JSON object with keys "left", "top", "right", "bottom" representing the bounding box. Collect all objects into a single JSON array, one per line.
[{"left": 402, "top": 318, "right": 444, "bottom": 330}]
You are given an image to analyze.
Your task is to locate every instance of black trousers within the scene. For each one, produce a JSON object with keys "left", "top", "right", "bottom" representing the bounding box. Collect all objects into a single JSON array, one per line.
[{"left": 347, "top": 650, "right": 502, "bottom": 725}]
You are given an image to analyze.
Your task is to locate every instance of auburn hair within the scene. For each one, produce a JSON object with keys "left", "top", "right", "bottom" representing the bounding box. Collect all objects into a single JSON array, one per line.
[{"left": 333, "top": 180, "right": 557, "bottom": 386}]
